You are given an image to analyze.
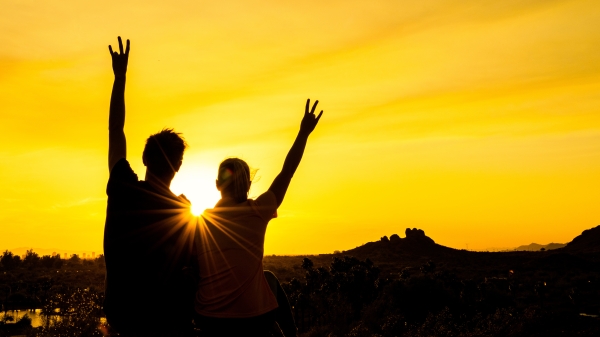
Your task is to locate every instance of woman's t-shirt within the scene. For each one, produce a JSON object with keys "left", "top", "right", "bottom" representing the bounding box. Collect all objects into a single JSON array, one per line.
[{"left": 194, "top": 191, "right": 279, "bottom": 318}]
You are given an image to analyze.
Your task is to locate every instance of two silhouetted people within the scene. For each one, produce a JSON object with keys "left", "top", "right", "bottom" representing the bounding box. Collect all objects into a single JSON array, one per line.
[{"left": 103, "top": 37, "right": 322, "bottom": 337}]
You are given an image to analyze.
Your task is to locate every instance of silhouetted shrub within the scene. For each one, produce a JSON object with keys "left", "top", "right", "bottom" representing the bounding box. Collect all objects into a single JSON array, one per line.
[{"left": 286, "top": 256, "right": 381, "bottom": 335}]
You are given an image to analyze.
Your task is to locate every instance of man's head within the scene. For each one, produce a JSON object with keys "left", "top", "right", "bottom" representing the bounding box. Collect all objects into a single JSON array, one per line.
[{"left": 142, "top": 128, "right": 187, "bottom": 180}]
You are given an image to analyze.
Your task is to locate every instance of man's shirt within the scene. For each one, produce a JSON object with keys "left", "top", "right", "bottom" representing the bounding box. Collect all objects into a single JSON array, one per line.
[{"left": 104, "top": 158, "right": 195, "bottom": 332}]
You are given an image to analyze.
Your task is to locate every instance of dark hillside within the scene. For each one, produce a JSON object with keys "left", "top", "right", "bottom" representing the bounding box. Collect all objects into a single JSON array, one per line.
[
  {"left": 565, "top": 225, "right": 600, "bottom": 253},
  {"left": 279, "top": 226, "right": 600, "bottom": 336},
  {"left": 328, "top": 227, "right": 600, "bottom": 279}
]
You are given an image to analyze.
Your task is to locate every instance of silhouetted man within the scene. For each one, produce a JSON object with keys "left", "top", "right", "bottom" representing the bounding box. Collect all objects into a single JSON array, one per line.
[{"left": 103, "top": 37, "right": 195, "bottom": 336}]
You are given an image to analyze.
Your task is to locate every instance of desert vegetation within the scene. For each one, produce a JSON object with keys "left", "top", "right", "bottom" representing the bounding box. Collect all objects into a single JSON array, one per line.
[
  {"left": 0, "top": 250, "right": 105, "bottom": 336},
  {"left": 1, "top": 227, "right": 600, "bottom": 336},
  {"left": 282, "top": 255, "right": 599, "bottom": 336}
]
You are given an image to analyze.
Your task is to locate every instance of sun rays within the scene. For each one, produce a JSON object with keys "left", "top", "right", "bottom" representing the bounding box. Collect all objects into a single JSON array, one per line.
[{"left": 170, "top": 163, "right": 222, "bottom": 216}]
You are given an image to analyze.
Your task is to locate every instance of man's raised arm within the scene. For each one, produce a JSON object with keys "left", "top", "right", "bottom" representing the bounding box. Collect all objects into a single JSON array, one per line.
[{"left": 108, "top": 36, "right": 130, "bottom": 172}]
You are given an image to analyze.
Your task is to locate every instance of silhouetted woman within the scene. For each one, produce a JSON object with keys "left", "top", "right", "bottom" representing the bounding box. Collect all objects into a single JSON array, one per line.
[{"left": 194, "top": 99, "right": 323, "bottom": 337}]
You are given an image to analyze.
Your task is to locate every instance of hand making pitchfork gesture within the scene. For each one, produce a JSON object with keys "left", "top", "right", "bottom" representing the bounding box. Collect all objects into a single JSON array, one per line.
[{"left": 109, "top": 36, "right": 130, "bottom": 78}]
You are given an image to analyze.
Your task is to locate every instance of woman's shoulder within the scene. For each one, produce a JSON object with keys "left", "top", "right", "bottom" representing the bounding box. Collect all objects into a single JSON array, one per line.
[
  {"left": 252, "top": 190, "right": 276, "bottom": 206},
  {"left": 248, "top": 191, "right": 278, "bottom": 220}
]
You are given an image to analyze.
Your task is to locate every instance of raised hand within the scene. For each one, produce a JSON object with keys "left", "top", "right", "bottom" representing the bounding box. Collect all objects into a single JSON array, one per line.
[
  {"left": 108, "top": 36, "right": 130, "bottom": 78},
  {"left": 300, "top": 99, "right": 323, "bottom": 135},
  {"left": 268, "top": 99, "right": 324, "bottom": 206}
]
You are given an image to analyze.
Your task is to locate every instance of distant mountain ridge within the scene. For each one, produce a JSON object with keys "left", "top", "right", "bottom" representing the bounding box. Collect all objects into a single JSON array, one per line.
[
  {"left": 344, "top": 225, "right": 600, "bottom": 257},
  {"left": 513, "top": 242, "right": 566, "bottom": 251}
]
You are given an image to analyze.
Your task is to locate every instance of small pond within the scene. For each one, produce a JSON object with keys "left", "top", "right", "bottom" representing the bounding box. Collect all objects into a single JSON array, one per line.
[{"left": 1, "top": 309, "right": 106, "bottom": 328}]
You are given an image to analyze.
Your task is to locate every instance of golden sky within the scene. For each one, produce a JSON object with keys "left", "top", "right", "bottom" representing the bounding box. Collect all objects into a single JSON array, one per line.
[{"left": 1, "top": 0, "right": 599, "bottom": 254}]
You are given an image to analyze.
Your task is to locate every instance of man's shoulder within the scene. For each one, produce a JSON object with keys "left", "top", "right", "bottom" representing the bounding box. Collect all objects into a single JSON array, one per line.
[
  {"left": 110, "top": 158, "right": 138, "bottom": 179},
  {"left": 107, "top": 158, "right": 139, "bottom": 196}
]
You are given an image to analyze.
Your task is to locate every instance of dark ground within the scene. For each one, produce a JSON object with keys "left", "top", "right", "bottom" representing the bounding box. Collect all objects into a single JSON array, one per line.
[{"left": 1, "top": 225, "right": 599, "bottom": 336}]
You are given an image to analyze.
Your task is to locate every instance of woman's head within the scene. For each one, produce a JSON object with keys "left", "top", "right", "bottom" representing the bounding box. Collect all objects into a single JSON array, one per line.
[{"left": 216, "top": 158, "right": 252, "bottom": 203}]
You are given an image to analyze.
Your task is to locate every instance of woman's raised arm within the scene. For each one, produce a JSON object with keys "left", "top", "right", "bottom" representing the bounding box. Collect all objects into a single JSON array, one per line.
[{"left": 268, "top": 99, "right": 323, "bottom": 207}]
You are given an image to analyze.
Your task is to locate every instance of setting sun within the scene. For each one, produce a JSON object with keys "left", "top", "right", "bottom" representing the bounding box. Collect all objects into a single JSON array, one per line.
[{"left": 171, "top": 164, "right": 221, "bottom": 216}]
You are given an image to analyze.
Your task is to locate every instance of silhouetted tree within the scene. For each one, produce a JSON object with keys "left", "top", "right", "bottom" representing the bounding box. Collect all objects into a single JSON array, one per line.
[
  {"left": 53, "top": 255, "right": 64, "bottom": 269},
  {"left": 69, "top": 254, "right": 81, "bottom": 265},
  {"left": 23, "top": 249, "right": 40, "bottom": 269},
  {"left": 94, "top": 254, "right": 105, "bottom": 270},
  {"left": 40, "top": 255, "right": 55, "bottom": 269},
  {"left": 1, "top": 250, "right": 21, "bottom": 270}
]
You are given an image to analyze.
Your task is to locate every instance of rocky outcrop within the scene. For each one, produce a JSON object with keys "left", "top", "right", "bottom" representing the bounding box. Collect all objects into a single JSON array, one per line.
[
  {"left": 345, "top": 228, "right": 454, "bottom": 257},
  {"left": 377, "top": 228, "right": 437, "bottom": 248},
  {"left": 377, "top": 228, "right": 438, "bottom": 254},
  {"left": 404, "top": 228, "right": 435, "bottom": 245}
]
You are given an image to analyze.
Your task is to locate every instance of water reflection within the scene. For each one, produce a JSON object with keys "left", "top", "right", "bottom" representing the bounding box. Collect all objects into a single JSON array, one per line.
[
  {"left": 1, "top": 309, "right": 46, "bottom": 327},
  {"left": 0, "top": 309, "right": 107, "bottom": 328}
]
